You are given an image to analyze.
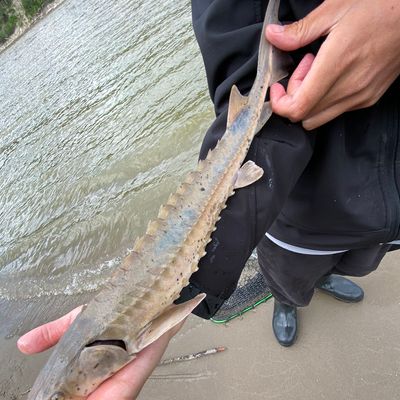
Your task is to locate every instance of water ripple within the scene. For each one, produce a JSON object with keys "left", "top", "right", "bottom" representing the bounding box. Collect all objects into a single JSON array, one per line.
[{"left": 0, "top": 0, "right": 213, "bottom": 304}]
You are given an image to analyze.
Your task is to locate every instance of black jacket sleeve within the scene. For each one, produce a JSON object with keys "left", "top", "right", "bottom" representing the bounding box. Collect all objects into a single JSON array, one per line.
[{"left": 175, "top": 0, "right": 314, "bottom": 318}]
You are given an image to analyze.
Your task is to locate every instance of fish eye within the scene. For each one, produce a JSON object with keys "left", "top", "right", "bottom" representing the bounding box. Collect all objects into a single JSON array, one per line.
[{"left": 50, "top": 392, "right": 65, "bottom": 400}]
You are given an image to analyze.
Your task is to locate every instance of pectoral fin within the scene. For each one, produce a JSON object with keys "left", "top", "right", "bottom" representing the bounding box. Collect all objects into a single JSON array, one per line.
[
  {"left": 234, "top": 161, "right": 264, "bottom": 189},
  {"left": 134, "top": 293, "right": 206, "bottom": 353}
]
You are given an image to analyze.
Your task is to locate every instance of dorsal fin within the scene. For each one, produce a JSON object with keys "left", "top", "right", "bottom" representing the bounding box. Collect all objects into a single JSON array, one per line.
[
  {"left": 227, "top": 85, "right": 248, "bottom": 128},
  {"left": 255, "top": 101, "right": 273, "bottom": 134},
  {"left": 270, "top": 47, "right": 292, "bottom": 85}
]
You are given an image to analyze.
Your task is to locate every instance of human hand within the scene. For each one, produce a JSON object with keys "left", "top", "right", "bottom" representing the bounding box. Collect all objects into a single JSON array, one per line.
[
  {"left": 17, "top": 306, "right": 183, "bottom": 400},
  {"left": 265, "top": 0, "right": 400, "bottom": 130}
]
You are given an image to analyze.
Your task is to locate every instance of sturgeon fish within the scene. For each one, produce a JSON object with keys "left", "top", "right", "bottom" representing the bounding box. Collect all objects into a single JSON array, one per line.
[{"left": 27, "top": 1, "right": 289, "bottom": 399}]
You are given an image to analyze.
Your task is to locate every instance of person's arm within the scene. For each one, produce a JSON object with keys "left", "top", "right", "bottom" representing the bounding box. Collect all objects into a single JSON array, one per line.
[
  {"left": 17, "top": 307, "right": 183, "bottom": 400},
  {"left": 175, "top": 0, "right": 315, "bottom": 319},
  {"left": 266, "top": 0, "right": 400, "bottom": 130}
]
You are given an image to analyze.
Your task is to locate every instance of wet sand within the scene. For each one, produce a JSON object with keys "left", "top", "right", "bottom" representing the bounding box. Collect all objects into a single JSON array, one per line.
[
  {"left": 142, "top": 251, "right": 400, "bottom": 400},
  {"left": 2, "top": 251, "right": 399, "bottom": 400}
]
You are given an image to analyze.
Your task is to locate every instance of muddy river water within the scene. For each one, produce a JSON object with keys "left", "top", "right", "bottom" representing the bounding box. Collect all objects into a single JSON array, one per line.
[{"left": 0, "top": 1, "right": 212, "bottom": 397}]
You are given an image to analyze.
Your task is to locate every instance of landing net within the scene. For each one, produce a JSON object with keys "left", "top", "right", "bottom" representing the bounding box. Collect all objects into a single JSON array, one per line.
[{"left": 211, "top": 252, "right": 272, "bottom": 323}]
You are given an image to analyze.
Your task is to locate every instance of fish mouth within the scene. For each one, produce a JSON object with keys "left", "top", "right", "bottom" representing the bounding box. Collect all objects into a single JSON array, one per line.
[{"left": 86, "top": 339, "right": 127, "bottom": 351}]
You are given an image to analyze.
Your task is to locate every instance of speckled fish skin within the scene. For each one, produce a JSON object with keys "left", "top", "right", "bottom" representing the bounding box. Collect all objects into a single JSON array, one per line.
[{"left": 27, "top": 1, "right": 289, "bottom": 399}]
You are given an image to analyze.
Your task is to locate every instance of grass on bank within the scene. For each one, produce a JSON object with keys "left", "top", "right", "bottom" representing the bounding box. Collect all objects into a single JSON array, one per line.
[
  {"left": 0, "top": 0, "right": 17, "bottom": 44},
  {"left": 22, "top": 0, "right": 51, "bottom": 18},
  {"left": 0, "top": 0, "right": 54, "bottom": 44}
]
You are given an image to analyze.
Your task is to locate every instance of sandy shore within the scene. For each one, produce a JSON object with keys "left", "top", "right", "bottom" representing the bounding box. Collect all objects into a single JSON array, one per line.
[
  {"left": 140, "top": 250, "right": 400, "bottom": 400},
  {"left": 2, "top": 251, "right": 399, "bottom": 400}
]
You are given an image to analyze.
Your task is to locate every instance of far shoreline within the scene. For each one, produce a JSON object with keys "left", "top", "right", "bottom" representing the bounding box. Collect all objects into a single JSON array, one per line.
[{"left": 0, "top": 0, "right": 66, "bottom": 55}]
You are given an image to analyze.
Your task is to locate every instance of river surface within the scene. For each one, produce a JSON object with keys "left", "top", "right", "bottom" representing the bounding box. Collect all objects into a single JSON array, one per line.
[{"left": 0, "top": 0, "right": 212, "bottom": 339}]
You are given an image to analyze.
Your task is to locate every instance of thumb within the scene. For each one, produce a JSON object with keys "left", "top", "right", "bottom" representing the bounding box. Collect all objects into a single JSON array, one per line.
[
  {"left": 17, "top": 305, "right": 83, "bottom": 354},
  {"left": 265, "top": 1, "right": 337, "bottom": 51}
]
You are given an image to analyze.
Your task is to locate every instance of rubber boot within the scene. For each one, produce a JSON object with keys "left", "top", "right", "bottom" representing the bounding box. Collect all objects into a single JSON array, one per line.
[
  {"left": 272, "top": 299, "right": 297, "bottom": 347},
  {"left": 315, "top": 274, "right": 364, "bottom": 303}
]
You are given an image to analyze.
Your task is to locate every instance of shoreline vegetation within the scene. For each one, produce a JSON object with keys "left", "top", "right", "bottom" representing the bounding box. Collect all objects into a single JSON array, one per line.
[{"left": 0, "top": 0, "right": 64, "bottom": 53}]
